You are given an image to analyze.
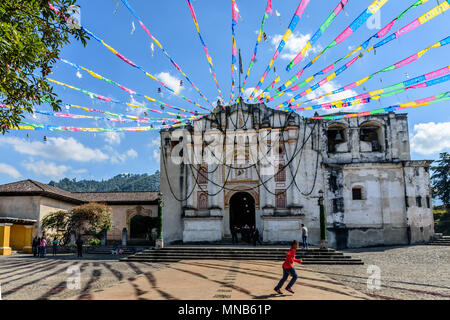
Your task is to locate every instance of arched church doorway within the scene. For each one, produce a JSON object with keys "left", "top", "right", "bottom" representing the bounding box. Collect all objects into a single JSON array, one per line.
[
  {"left": 130, "top": 215, "right": 154, "bottom": 240},
  {"left": 229, "top": 192, "right": 255, "bottom": 230}
]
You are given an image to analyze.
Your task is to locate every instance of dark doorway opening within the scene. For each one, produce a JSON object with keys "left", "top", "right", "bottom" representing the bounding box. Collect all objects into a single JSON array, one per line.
[
  {"left": 229, "top": 192, "right": 256, "bottom": 230},
  {"left": 130, "top": 215, "right": 156, "bottom": 240}
]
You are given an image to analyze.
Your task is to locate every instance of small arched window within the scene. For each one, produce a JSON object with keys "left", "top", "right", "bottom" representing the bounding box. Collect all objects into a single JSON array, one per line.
[{"left": 327, "top": 123, "right": 347, "bottom": 153}]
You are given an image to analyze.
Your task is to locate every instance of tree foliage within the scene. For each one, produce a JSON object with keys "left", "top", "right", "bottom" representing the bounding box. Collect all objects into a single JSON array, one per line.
[
  {"left": 69, "top": 202, "right": 113, "bottom": 237},
  {"left": 49, "top": 172, "right": 161, "bottom": 192},
  {"left": 0, "top": 0, "right": 88, "bottom": 134},
  {"left": 431, "top": 152, "right": 450, "bottom": 205},
  {"left": 42, "top": 202, "right": 112, "bottom": 245}
]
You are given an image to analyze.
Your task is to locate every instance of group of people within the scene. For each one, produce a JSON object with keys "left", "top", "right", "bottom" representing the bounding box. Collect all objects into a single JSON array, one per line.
[
  {"left": 32, "top": 236, "right": 59, "bottom": 257},
  {"left": 230, "top": 223, "right": 309, "bottom": 248},
  {"left": 231, "top": 224, "right": 262, "bottom": 246},
  {"left": 31, "top": 235, "right": 85, "bottom": 258}
]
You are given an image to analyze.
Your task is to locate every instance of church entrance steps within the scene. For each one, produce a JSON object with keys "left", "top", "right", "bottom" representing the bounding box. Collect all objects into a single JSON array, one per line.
[
  {"left": 120, "top": 246, "right": 364, "bottom": 265},
  {"left": 428, "top": 235, "right": 450, "bottom": 246},
  {"left": 86, "top": 246, "right": 141, "bottom": 255},
  {"left": 428, "top": 238, "right": 450, "bottom": 246}
]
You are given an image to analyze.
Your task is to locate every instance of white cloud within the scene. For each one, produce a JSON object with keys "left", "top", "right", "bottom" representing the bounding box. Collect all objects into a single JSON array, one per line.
[
  {"left": 410, "top": 122, "right": 450, "bottom": 155},
  {"left": 23, "top": 160, "right": 71, "bottom": 180},
  {"left": 0, "top": 136, "right": 108, "bottom": 163},
  {"left": 270, "top": 32, "right": 321, "bottom": 61},
  {"left": 104, "top": 146, "right": 138, "bottom": 164},
  {"left": 153, "top": 149, "right": 160, "bottom": 163},
  {"left": 104, "top": 132, "right": 124, "bottom": 145},
  {"left": 0, "top": 163, "right": 22, "bottom": 179},
  {"left": 127, "top": 96, "right": 147, "bottom": 116},
  {"left": 306, "top": 80, "right": 360, "bottom": 114},
  {"left": 156, "top": 72, "right": 184, "bottom": 92},
  {"left": 126, "top": 149, "right": 138, "bottom": 158},
  {"left": 244, "top": 87, "right": 263, "bottom": 99},
  {"left": 149, "top": 137, "right": 160, "bottom": 148}
]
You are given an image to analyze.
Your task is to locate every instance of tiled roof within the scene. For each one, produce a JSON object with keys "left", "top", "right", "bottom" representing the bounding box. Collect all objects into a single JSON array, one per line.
[
  {"left": 75, "top": 192, "right": 160, "bottom": 203},
  {"left": 0, "top": 180, "right": 159, "bottom": 204}
]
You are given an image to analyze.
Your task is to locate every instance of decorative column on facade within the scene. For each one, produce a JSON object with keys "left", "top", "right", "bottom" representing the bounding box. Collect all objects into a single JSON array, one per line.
[
  {"left": 210, "top": 163, "right": 218, "bottom": 208},
  {"left": 0, "top": 223, "right": 12, "bottom": 255},
  {"left": 350, "top": 118, "right": 360, "bottom": 162},
  {"left": 210, "top": 163, "right": 223, "bottom": 216},
  {"left": 22, "top": 225, "right": 33, "bottom": 253},
  {"left": 186, "top": 164, "right": 194, "bottom": 208}
]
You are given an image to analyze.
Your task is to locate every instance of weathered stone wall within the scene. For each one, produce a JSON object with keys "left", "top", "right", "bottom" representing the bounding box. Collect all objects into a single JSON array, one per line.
[
  {"left": 160, "top": 131, "right": 184, "bottom": 243},
  {"left": 403, "top": 161, "right": 434, "bottom": 244},
  {"left": 0, "top": 195, "right": 41, "bottom": 221},
  {"left": 38, "top": 197, "right": 76, "bottom": 236},
  {"left": 160, "top": 103, "right": 434, "bottom": 248}
]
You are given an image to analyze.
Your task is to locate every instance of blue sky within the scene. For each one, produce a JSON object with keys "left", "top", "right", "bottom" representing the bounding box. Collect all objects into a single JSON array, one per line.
[{"left": 0, "top": 0, "right": 449, "bottom": 184}]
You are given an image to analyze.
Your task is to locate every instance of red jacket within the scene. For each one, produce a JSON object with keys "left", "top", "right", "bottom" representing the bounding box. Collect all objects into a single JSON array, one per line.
[{"left": 282, "top": 248, "right": 302, "bottom": 269}]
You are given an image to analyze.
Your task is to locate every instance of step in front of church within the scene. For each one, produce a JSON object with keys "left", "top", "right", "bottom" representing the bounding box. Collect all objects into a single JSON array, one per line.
[{"left": 120, "top": 246, "right": 363, "bottom": 265}]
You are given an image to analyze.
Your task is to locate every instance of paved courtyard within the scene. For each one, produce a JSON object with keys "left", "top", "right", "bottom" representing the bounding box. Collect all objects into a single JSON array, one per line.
[
  {"left": 0, "top": 245, "right": 448, "bottom": 300},
  {"left": 0, "top": 254, "right": 367, "bottom": 300},
  {"left": 307, "top": 245, "right": 450, "bottom": 300}
]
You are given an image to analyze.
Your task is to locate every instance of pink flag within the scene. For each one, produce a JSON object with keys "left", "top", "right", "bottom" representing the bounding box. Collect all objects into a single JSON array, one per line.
[
  {"left": 232, "top": 0, "right": 239, "bottom": 22},
  {"left": 266, "top": 0, "right": 273, "bottom": 15}
]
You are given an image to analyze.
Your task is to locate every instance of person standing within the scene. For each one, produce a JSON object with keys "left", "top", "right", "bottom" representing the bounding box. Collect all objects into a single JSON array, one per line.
[
  {"left": 231, "top": 225, "right": 239, "bottom": 245},
  {"left": 242, "top": 224, "right": 250, "bottom": 243},
  {"left": 32, "top": 236, "right": 39, "bottom": 257},
  {"left": 40, "top": 237, "right": 47, "bottom": 257},
  {"left": 252, "top": 226, "right": 262, "bottom": 246},
  {"left": 301, "top": 224, "right": 308, "bottom": 249},
  {"left": 52, "top": 237, "right": 59, "bottom": 256},
  {"left": 274, "top": 240, "right": 302, "bottom": 294},
  {"left": 37, "top": 237, "right": 41, "bottom": 256},
  {"left": 76, "top": 236, "right": 84, "bottom": 258}
]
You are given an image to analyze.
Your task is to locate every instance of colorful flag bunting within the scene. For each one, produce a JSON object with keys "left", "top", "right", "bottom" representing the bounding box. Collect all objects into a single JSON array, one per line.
[{"left": 248, "top": 0, "right": 310, "bottom": 100}]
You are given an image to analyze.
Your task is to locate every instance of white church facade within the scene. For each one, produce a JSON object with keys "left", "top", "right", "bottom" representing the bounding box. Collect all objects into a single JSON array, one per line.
[{"left": 160, "top": 102, "right": 434, "bottom": 249}]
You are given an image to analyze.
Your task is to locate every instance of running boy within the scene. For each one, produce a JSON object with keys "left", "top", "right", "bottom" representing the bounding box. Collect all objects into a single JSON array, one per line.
[{"left": 274, "top": 240, "right": 302, "bottom": 294}]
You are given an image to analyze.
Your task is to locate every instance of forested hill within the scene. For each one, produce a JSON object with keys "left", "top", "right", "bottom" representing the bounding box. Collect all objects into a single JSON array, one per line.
[{"left": 48, "top": 171, "right": 160, "bottom": 192}]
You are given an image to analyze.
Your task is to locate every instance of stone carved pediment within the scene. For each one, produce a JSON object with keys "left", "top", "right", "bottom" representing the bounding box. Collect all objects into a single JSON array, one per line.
[{"left": 126, "top": 205, "right": 152, "bottom": 224}]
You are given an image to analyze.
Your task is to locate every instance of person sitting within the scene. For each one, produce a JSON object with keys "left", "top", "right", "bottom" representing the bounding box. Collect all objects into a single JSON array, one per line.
[{"left": 111, "top": 245, "right": 121, "bottom": 255}]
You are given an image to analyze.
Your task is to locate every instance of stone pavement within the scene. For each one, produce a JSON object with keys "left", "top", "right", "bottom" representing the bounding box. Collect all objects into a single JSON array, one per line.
[{"left": 83, "top": 259, "right": 370, "bottom": 300}]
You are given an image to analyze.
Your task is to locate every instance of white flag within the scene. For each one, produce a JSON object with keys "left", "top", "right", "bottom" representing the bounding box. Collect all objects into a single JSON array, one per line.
[
  {"left": 275, "top": 10, "right": 282, "bottom": 25},
  {"left": 131, "top": 21, "right": 135, "bottom": 35}
]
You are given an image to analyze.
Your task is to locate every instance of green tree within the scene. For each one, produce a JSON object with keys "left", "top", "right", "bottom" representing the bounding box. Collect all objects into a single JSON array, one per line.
[
  {"left": 42, "top": 202, "right": 112, "bottom": 245},
  {"left": 69, "top": 202, "right": 113, "bottom": 238},
  {"left": 0, "top": 0, "right": 89, "bottom": 134},
  {"left": 431, "top": 152, "right": 450, "bottom": 205}
]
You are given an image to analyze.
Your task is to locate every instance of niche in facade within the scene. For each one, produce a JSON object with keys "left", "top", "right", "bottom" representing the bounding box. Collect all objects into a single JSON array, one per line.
[
  {"left": 360, "top": 122, "right": 383, "bottom": 152},
  {"left": 327, "top": 124, "right": 347, "bottom": 153}
]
